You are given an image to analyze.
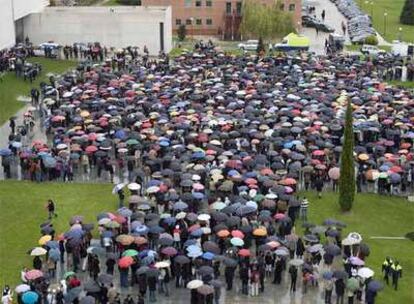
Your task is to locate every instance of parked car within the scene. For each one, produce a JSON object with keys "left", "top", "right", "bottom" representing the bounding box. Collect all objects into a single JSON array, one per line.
[
  {"left": 238, "top": 40, "right": 259, "bottom": 51},
  {"left": 302, "top": 15, "right": 318, "bottom": 27},
  {"left": 360, "top": 45, "right": 387, "bottom": 56},
  {"left": 274, "top": 33, "right": 310, "bottom": 52},
  {"left": 314, "top": 22, "right": 335, "bottom": 33}
]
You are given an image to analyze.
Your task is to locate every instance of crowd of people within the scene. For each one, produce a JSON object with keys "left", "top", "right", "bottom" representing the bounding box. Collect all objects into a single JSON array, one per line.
[{"left": 0, "top": 41, "right": 412, "bottom": 304}]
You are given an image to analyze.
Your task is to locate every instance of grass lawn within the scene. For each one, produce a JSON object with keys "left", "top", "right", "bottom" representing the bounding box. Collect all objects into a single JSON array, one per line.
[
  {"left": 304, "top": 191, "right": 414, "bottom": 304},
  {"left": 388, "top": 80, "right": 414, "bottom": 89},
  {"left": 0, "top": 58, "right": 76, "bottom": 125},
  {"left": 102, "top": 0, "right": 119, "bottom": 5},
  {"left": 0, "top": 181, "right": 412, "bottom": 303},
  {"left": 345, "top": 44, "right": 391, "bottom": 52},
  {"left": 0, "top": 181, "right": 115, "bottom": 287},
  {"left": 358, "top": 0, "right": 414, "bottom": 43}
]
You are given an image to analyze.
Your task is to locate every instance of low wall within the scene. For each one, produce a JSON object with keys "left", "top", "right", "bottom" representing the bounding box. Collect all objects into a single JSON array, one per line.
[{"left": 23, "top": 6, "right": 172, "bottom": 55}]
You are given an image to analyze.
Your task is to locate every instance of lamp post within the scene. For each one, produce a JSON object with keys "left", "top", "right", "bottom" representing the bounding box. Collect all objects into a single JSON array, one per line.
[
  {"left": 370, "top": 1, "right": 374, "bottom": 21},
  {"left": 398, "top": 27, "right": 402, "bottom": 42},
  {"left": 383, "top": 12, "right": 387, "bottom": 36},
  {"left": 190, "top": 17, "right": 194, "bottom": 42}
]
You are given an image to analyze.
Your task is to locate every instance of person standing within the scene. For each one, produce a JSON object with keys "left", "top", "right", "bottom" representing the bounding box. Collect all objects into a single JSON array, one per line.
[
  {"left": 335, "top": 278, "right": 345, "bottom": 304},
  {"left": 9, "top": 118, "right": 15, "bottom": 134},
  {"left": 381, "top": 256, "right": 393, "bottom": 285},
  {"left": 239, "top": 264, "right": 249, "bottom": 295},
  {"left": 289, "top": 265, "right": 298, "bottom": 292},
  {"left": 391, "top": 261, "right": 402, "bottom": 290},
  {"left": 324, "top": 277, "right": 334, "bottom": 304},
  {"left": 321, "top": 9, "right": 326, "bottom": 21},
  {"left": 46, "top": 199, "right": 57, "bottom": 219},
  {"left": 250, "top": 267, "right": 260, "bottom": 296},
  {"left": 300, "top": 197, "right": 309, "bottom": 221}
]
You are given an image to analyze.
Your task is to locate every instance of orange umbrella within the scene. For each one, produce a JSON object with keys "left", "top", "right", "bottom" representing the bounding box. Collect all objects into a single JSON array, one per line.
[
  {"left": 116, "top": 234, "right": 135, "bottom": 245},
  {"left": 280, "top": 178, "right": 297, "bottom": 186},
  {"left": 253, "top": 227, "right": 267, "bottom": 237},
  {"left": 357, "top": 154, "right": 369, "bottom": 161},
  {"left": 135, "top": 236, "right": 148, "bottom": 245},
  {"left": 216, "top": 229, "right": 230, "bottom": 238},
  {"left": 238, "top": 249, "right": 251, "bottom": 257},
  {"left": 118, "top": 256, "right": 134, "bottom": 268}
]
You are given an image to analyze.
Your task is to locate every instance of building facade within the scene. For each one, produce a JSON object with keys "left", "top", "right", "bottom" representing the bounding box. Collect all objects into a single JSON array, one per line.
[
  {"left": 140, "top": 0, "right": 301, "bottom": 39},
  {"left": 23, "top": 6, "right": 172, "bottom": 55},
  {"left": 0, "top": 0, "right": 49, "bottom": 49}
]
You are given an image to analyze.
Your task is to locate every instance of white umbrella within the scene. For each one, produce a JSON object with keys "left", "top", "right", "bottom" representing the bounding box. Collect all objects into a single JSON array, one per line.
[
  {"left": 347, "top": 232, "right": 362, "bottom": 244},
  {"left": 357, "top": 267, "right": 374, "bottom": 279},
  {"left": 127, "top": 183, "right": 141, "bottom": 191},
  {"left": 155, "top": 261, "right": 171, "bottom": 269},
  {"left": 197, "top": 214, "right": 211, "bottom": 221},
  {"left": 211, "top": 201, "right": 226, "bottom": 210},
  {"left": 187, "top": 279, "right": 203, "bottom": 289},
  {"left": 15, "top": 284, "right": 31, "bottom": 293},
  {"left": 98, "top": 218, "right": 111, "bottom": 225},
  {"left": 289, "top": 259, "right": 304, "bottom": 266},
  {"left": 176, "top": 212, "right": 186, "bottom": 220},
  {"left": 147, "top": 186, "right": 160, "bottom": 194},
  {"left": 341, "top": 238, "right": 354, "bottom": 246},
  {"left": 31, "top": 247, "right": 47, "bottom": 256},
  {"left": 56, "top": 143, "right": 68, "bottom": 150},
  {"left": 112, "top": 183, "right": 126, "bottom": 194}
]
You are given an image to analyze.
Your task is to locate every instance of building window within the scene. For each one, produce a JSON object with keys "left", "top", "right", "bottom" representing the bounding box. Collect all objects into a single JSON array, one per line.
[
  {"left": 176, "top": 19, "right": 182, "bottom": 25},
  {"left": 236, "top": 2, "right": 242, "bottom": 14},
  {"left": 184, "top": 0, "right": 192, "bottom": 7},
  {"left": 196, "top": 0, "right": 202, "bottom": 7},
  {"left": 196, "top": 19, "right": 202, "bottom": 25},
  {"left": 289, "top": 4, "right": 295, "bottom": 11},
  {"left": 206, "top": 18, "right": 212, "bottom": 25},
  {"left": 279, "top": 4, "right": 285, "bottom": 10},
  {"left": 206, "top": 0, "right": 212, "bottom": 7},
  {"left": 186, "top": 19, "right": 192, "bottom": 25},
  {"left": 226, "top": 2, "right": 231, "bottom": 14}
]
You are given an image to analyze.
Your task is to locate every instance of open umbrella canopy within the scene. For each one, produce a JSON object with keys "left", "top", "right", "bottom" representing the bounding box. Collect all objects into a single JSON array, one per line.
[
  {"left": 187, "top": 279, "right": 204, "bottom": 289},
  {"left": 22, "top": 291, "right": 39, "bottom": 304}
]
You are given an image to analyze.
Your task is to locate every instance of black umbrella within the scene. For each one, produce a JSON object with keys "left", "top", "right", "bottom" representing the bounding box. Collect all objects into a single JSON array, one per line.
[
  {"left": 367, "top": 280, "right": 383, "bottom": 292},
  {"left": 198, "top": 266, "right": 214, "bottom": 276},
  {"left": 324, "top": 244, "right": 341, "bottom": 256},
  {"left": 174, "top": 255, "right": 190, "bottom": 264},
  {"left": 333, "top": 270, "right": 348, "bottom": 280},
  {"left": 97, "top": 273, "right": 113, "bottom": 285},
  {"left": 223, "top": 258, "right": 238, "bottom": 267},
  {"left": 202, "top": 241, "right": 220, "bottom": 254},
  {"left": 83, "top": 280, "right": 101, "bottom": 293},
  {"left": 303, "top": 234, "right": 319, "bottom": 243},
  {"left": 80, "top": 296, "right": 95, "bottom": 304}
]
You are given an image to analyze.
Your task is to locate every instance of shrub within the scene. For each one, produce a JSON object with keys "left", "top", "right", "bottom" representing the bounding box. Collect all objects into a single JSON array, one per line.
[
  {"left": 364, "top": 35, "right": 378, "bottom": 45},
  {"left": 177, "top": 25, "right": 187, "bottom": 42},
  {"left": 117, "top": 0, "right": 142, "bottom": 5},
  {"left": 400, "top": 0, "right": 414, "bottom": 25}
]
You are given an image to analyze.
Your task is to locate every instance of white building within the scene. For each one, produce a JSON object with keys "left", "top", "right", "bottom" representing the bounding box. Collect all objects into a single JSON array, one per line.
[
  {"left": 0, "top": 0, "right": 49, "bottom": 48},
  {"left": 24, "top": 6, "right": 172, "bottom": 55},
  {"left": 1, "top": 2, "right": 172, "bottom": 55}
]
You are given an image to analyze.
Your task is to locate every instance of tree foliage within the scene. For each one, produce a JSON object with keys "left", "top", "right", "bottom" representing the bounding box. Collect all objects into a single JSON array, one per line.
[
  {"left": 338, "top": 100, "right": 355, "bottom": 212},
  {"left": 240, "top": 0, "right": 295, "bottom": 40},
  {"left": 117, "top": 0, "right": 142, "bottom": 5},
  {"left": 400, "top": 0, "right": 414, "bottom": 25},
  {"left": 177, "top": 25, "right": 187, "bottom": 42}
]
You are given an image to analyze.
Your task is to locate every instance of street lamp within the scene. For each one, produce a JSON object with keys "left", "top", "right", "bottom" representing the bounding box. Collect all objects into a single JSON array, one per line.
[
  {"left": 383, "top": 12, "right": 387, "bottom": 36},
  {"left": 370, "top": 1, "right": 374, "bottom": 21},
  {"left": 398, "top": 27, "right": 403, "bottom": 42},
  {"left": 190, "top": 17, "right": 194, "bottom": 41}
]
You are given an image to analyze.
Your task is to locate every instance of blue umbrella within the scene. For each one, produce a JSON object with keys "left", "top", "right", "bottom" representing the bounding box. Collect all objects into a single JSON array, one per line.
[
  {"left": 173, "top": 201, "right": 188, "bottom": 211},
  {"left": 187, "top": 245, "right": 201, "bottom": 253},
  {"left": 148, "top": 179, "right": 162, "bottom": 187},
  {"left": 117, "top": 207, "right": 132, "bottom": 218},
  {"left": 102, "top": 230, "right": 113, "bottom": 238},
  {"left": 149, "top": 225, "right": 164, "bottom": 234},
  {"left": 0, "top": 148, "right": 12, "bottom": 156},
  {"left": 22, "top": 291, "right": 39, "bottom": 304},
  {"left": 43, "top": 157, "right": 57, "bottom": 168},
  {"left": 135, "top": 225, "right": 149, "bottom": 235},
  {"left": 192, "top": 151, "right": 205, "bottom": 159},
  {"left": 202, "top": 252, "right": 215, "bottom": 260},
  {"left": 64, "top": 229, "right": 84, "bottom": 239},
  {"left": 190, "top": 228, "right": 203, "bottom": 237},
  {"left": 227, "top": 169, "right": 240, "bottom": 176},
  {"left": 236, "top": 205, "right": 256, "bottom": 216},
  {"left": 192, "top": 192, "right": 205, "bottom": 200},
  {"left": 379, "top": 164, "right": 390, "bottom": 172},
  {"left": 368, "top": 280, "right": 383, "bottom": 292},
  {"left": 163, "top": 217, "right": 176, "bottom": 225},
  {"left": 184, "top": 239, "right": 197, "bottom": 247},
  {"left": 115, "top": 130, "right": 127, "bottom": 139},
  {"left": 159, "top": 140, "right": 170, "bottom": 147},
  {"left": 323, "top": 271, "right": 333, "bottom": 280}
]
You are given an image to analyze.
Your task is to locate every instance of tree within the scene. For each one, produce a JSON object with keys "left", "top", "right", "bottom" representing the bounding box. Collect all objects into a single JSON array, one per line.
[
  {"left": 338, "top": 99, "right": 355, "bottom": 212},
  {"left": 256, "top": 37, "right": 265, "bottom": 54},
  {"left": 177, "top": 25, "right": 187, "bottom": 42},
  {"left": 240, "top": 0, "right": 295, "bottom": 40},
  {"left": 400, "top": 0, "right": 414, "bottom": 25}
]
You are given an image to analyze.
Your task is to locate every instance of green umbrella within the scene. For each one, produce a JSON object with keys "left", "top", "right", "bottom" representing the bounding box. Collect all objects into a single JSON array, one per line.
[
  {"left": 253, "top": 194, "right": 265, "bottom": 202},
  {"left": 64, "top": 271, "right": 75, "bottom": 279},
  {"left": 126, "top": 139, "right": 139, "bottom": 146},
  {"left": 122, "top": 249, "right": 139, "bottom": 257},
  {"left": 347, "top": 277, "right": 359, "bottom": 291},
  {"left": 105, "top": 221, "right": 120, "bottom": 228}
]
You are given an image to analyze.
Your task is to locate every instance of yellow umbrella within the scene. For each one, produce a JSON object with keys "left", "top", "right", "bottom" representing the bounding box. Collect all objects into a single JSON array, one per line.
[
  {"left": 38, "top": 235, "right": 52, "bottom": 246},
  {"left": 358, "top": 154, "right": 369, "bottom": 161},
  {"left": 253, "top": 227, "right": 267, "bottom": 237},
  {"left": 80, "top": 111, "right": 90, "bottom": 118}
]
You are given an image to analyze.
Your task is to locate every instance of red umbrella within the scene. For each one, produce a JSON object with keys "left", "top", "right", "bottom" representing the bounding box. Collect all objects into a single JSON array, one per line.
[
  {"left": 161, "top": 246, "right": 178, "bottom": 256},
  {"left": 231, "top": 230, "right": 245, "bottom": 239},
  {"left": 88, "top": 133, "right": 98, "bottom": 141},
  {"left": 85, "top": 145, "right": 98, "bottom": 153},
  {"left": 118, "top": 256, "right": 134, "bottom": 268},
  {"left": 25, "top": 270, "right": 44, "bottom": 280},
  {"left": 245, "top": 178, "right": 257, "bottom": 185},
  {"left": 389, "top": 166, "right": 403, "bottom": 173},
  {"left": 114, "top": 215, "right": 126, "bottom": 224},
  {"left": 260, "top": 168, "right": 273, "bottom": 176},
  {"left": 274, "top": 213, "right": 286, "bottom": 220},
  {"left": 312, "top": 150, "right": 325, "bottom": 156},
  {"left": 225, "top": 160, "right": 242, "bottom": 169},
  {"left": 51, "top": 115, "right": 65, "bottom": 122},
  {"left": 188, "top": 224, "right": 201, "bottom": 233},
  {"left": 280, "top": 178, "right": 297, "bottom": 186},
  {"left": 238, "top": 249, "right": 251, "bottom": 257}
]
